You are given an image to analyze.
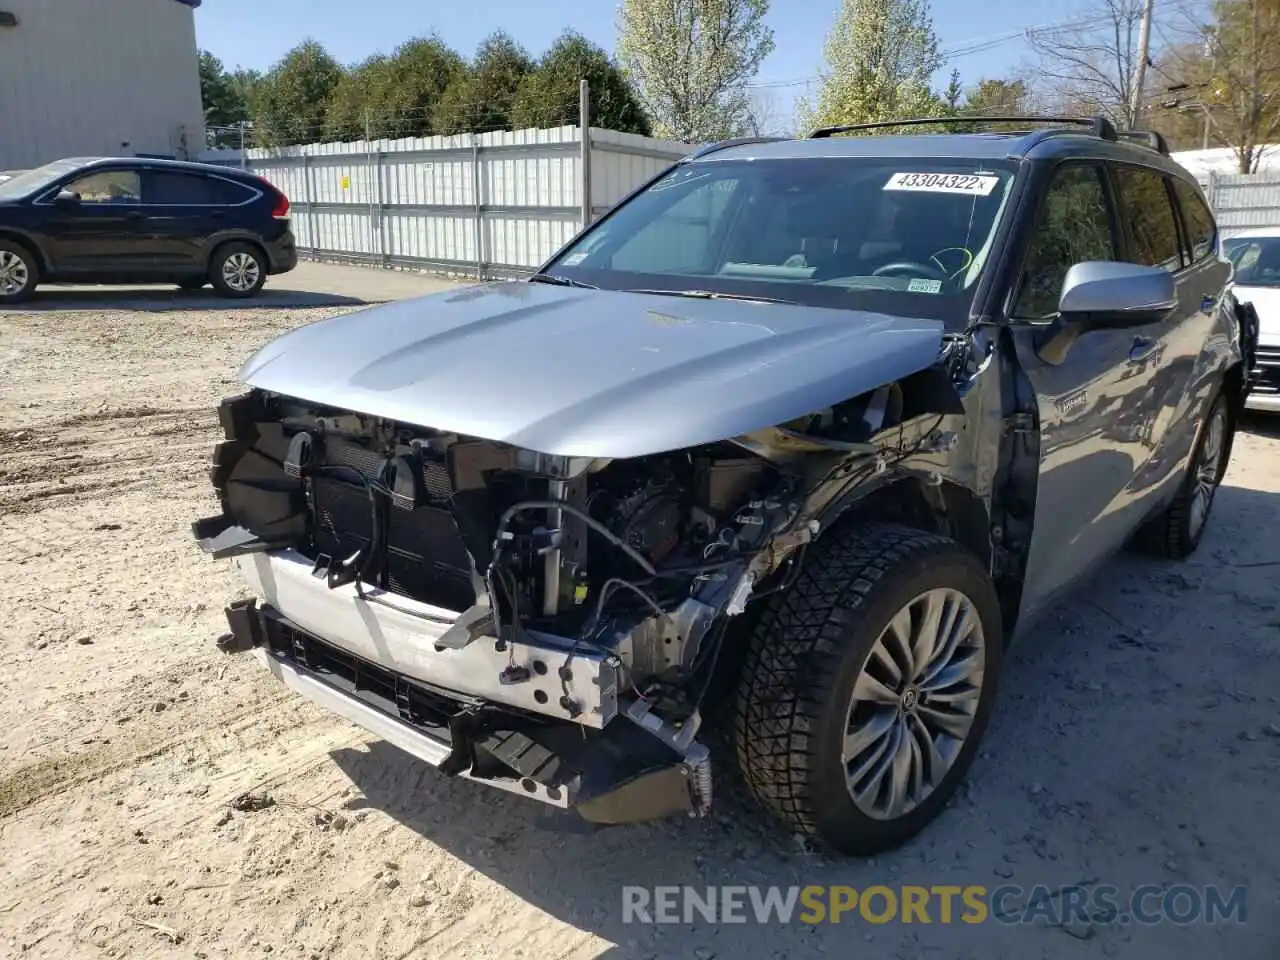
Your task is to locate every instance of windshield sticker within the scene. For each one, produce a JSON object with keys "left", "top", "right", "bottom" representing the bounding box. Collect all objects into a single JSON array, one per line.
[
  {"left": 907, "top": 278, "right": 943, "bottom": 294},
  {"left": 884, "top": 172, "right": 1000, "bottom": 196},
  {"left": 562, "top": 252, "right": 589, "bottom": 266}
]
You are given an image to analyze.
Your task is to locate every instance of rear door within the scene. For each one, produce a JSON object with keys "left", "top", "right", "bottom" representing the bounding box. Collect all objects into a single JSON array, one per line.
[
  {"left": 1005, "top": 160, "right": 1168, "bottom": 620},
  {"left": 39, "top": 168, "right": 144, "bottom": 274},
  {"left": 139, "top": 169, "right": 257, "bottom": 270},
  {"left": 1108, "top": 166, "right": 1227, "bottom": 509}
]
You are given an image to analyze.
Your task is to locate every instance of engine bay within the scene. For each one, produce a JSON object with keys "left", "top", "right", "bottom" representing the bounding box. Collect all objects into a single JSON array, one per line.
[{"left": 195, "top": 389, "right": 847, "bottom": 723}]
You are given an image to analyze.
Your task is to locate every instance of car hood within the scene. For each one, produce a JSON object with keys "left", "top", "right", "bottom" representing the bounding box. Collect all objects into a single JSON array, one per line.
[
  {"left": 238, "top": 281, "right": 945, "bottom": 458},
  {"left": 1230, "top": 284, "right": 1280, "bottom": 343}
]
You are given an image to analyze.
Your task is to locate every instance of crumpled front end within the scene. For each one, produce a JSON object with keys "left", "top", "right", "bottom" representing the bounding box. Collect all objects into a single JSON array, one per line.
[{"left": 192, "top": 388, "right": 853, "bottom": 822}]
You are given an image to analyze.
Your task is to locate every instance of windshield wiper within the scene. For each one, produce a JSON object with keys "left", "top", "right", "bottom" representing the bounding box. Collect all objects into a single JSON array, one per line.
[
  {"left": 528, "top": 272, "right": 597, "bottom": 289},
  {"left": 622, "top": 288, "right": 796, "bottom": 305}
]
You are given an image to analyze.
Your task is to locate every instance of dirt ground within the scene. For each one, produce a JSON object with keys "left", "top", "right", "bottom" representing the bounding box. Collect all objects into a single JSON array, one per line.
[{"left": 2, "top": 267, "right": 1279, "bottom": 959}]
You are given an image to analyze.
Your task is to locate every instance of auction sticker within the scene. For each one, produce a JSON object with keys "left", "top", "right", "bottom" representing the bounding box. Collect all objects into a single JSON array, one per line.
[
  {"left": 907, "top": 278, "right": 943, "bottom": 293},
  {"left": 884, "top": 172, "right": 999, "bottom": 195}
]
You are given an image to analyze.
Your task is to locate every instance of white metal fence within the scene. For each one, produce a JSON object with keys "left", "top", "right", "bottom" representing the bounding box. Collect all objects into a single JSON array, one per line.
[
  {"left": 203, "top": 126, "right": 693, "bottom": 279},
  {"left": 1204, "top": 172, "right": 1280, "bottom": 238}
]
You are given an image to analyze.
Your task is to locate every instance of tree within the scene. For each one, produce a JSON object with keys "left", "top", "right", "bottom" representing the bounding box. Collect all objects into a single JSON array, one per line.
[
  {"left": 324, "top": 55, "right": 393, "bottom": 141},
  {"left": 799, "top": 0, "right": 944, "bottom": 133},
  {"left": 433, "top": 32, "right": 535, "bottom": 135},
  {"left": 1195, "top": 0, "right": 1280, "bottom": 171},
  {"left": 743, "top": 90, "right": 789, "bottom": 136},
  {"left": 1026, "top": 0, "right": 1152, "bottom": 126},
  {"left": 512, "top": 31, "right": 650, "bottom": 134},
  {"left": 381, "top": 38, "right": 468, "bottom": 137},
  {"left": 324, "top": 37, "right": 466, "bottom": 141},
  {"left": 617, "top": 0, "right": 775, "bottom": 142},
  {"left": 199, "top": 52, "right": 248, "bottom": 129},
  {"left": 252, "top": 40, "right": 344, "bottom": 147},
  {"left": 943, "top": 69, "right": 963, "bottom": 114},
  {"left": 1145, "top": 41, "right": 1218, "bottom": 152},
  {"left": 228, "top": 69, "right": 264, "bottom": 117},
  {"left": 962, "top": 78, "right": 1031, "bottom": 116}
]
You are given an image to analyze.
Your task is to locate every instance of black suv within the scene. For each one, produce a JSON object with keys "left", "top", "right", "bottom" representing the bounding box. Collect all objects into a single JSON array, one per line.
[{"left": 0, "top": 157, "right": 297, "bottom": 302}]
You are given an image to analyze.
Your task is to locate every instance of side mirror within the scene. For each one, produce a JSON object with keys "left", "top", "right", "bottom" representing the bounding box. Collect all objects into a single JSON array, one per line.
[
  {"left": 53, "top": 189, "right": 80, "bottom": 207},
  {"left": 1036, "top": 261, "right": 1177, "bottom": 365}
]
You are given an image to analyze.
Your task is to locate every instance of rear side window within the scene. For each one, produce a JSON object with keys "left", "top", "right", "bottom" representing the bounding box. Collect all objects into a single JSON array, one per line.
[
  {"left": 1014, "top": 163, "right": 1117, "bottom": 319},
  {"left": 1113, "top": 166, "right": 1183, "bottom": 271},
  {"left": 144, "top": 171, "right": 255, "bottom": 205},
  {"left": 1172, "top": 179, "right": 1217, "bottom": 261}
]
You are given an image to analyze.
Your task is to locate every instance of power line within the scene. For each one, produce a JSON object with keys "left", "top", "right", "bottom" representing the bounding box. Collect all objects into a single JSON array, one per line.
[{"left": 745, "top": 0, "right": 1212, "bottom": 91}]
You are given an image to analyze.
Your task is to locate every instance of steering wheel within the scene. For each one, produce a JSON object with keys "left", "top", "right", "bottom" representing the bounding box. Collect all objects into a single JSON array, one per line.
[{"left": 871, "top": 260, "right": 950, "bottom": 281}]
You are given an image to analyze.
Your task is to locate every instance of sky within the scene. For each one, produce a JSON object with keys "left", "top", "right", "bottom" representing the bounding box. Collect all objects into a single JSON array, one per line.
[{"left": 193, "top": 0, "right": 1103, "bottom": 127}]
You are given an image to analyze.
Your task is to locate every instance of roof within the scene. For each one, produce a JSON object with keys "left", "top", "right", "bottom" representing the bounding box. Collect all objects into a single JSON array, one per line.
[
  {"left": 689, "top": 128, "right": 1199, "bottom": 181},
  {"left": 695, "top": 134, "right": 1030, "bottom": 163},
  {"left": 70, "top": 155, "right": 258, "bottom": 178}
]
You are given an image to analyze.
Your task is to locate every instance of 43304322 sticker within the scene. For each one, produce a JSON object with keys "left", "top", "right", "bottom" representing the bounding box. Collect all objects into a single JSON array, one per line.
[{"left": 884, "top": 172, "right": 1000, "bottom": 195}]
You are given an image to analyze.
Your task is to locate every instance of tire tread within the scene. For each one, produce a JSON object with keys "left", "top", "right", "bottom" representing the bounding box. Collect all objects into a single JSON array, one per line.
[{"left": 733, "top": 522, "right": 960, "bottom": 838}]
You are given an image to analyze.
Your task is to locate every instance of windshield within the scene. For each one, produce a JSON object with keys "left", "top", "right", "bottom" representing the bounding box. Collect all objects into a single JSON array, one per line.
[
  {"left": 1223, "top": 235, "right": 1280, "bottom": 287},
  {"left": 544, "top": 156, "right": 1019, "bottom": 326},
  {"left": 0, "top": 159, "right": 83, "bottom": 199}
]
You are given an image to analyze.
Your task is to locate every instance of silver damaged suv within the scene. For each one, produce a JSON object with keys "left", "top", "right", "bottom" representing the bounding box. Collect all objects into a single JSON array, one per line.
[{"left": 193, "top": 116, "right": 1257, "bottom": 855}]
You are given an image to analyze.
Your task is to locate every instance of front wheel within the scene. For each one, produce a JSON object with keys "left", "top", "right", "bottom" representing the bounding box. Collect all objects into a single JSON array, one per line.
[
  {"left": 209, "top": 243, "right": 267, "bottom": 298},
  {"left": 734, "top": 523, "right": 1003, "bottom": 855}
]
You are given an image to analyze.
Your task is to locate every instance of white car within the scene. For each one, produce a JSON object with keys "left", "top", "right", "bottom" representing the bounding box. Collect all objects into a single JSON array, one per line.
[{"left": 1223, "top": 228, "right": 1280, "bottom": 412}]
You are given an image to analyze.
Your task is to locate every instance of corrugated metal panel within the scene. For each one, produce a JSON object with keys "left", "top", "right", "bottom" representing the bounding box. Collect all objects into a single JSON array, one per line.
[
  {"left": 1205, "top": 172, "right": 1280, "bottom": 237},
  {"left": 242, "top": 127, "right": 693, "bottom": 277},
  {"left": 0, "top": 0, "right": 204, "bottom": 168}
]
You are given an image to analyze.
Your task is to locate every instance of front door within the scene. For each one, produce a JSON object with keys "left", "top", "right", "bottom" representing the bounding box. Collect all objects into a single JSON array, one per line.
[
  {"left": 40, "top": 168, "right": 147, "bottom": 276},
  {"left": 1003, "top": 160, "right": 1167, "bottom": 621}
]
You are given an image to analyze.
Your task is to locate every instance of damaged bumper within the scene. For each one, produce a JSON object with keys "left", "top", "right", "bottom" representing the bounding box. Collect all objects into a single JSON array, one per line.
[
  {"left": 227, "top": 547, "right": 619, "bottom": 727},
  {"left": 213, "top": 548, "right": 712, "bottom": 824}
]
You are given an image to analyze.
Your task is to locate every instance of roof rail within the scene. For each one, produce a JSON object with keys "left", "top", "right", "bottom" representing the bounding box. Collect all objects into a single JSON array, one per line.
[
  {"left": 1116, "top": 128, "right": 1171, "bottom": 155},
  {"left": 808, "top": 115, "right": 1119, "bottom": 140},
  {"left": 685, "top": 136, "right": 788, "bottom": 160}
]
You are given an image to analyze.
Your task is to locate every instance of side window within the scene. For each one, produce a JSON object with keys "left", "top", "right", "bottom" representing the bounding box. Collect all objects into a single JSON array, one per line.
[
  {"left": 212, "top": 178, "right": 257, "bottom": 204},
  {"left": 1014, "top": 164, "right": 1117, "bottom": 319},
  {"left": 608, "top": 178, "right": 741, "bottom": 274},
  {"left": 62, "top": 170, "right": 141, "bottom": 204},
  {"left": 144, "top": 171, "right": 252, "bottom": 204},
  {"left": 1113, "top": 165, "right": 1183, "bottom": 271},
  {"left": 1172, "top": 179, "right": 1217, "bottom": 262}
]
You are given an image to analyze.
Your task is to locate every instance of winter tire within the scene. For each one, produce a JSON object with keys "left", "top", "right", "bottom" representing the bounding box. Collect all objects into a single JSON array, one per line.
[{"left": 734, "top": 522, "right": 1003, "bottom": 855}]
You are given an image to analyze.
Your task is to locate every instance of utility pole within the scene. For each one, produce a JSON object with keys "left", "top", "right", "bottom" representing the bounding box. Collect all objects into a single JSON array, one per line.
[
  {"left": 1198, "top": 28, "right": 1216, "bottom": 149},
  {"left": 1129, "top": 0, "right": 1155, "bottom": 127},
  {"left": 579, "top": 79, "right": 593, "bottom": 231}
]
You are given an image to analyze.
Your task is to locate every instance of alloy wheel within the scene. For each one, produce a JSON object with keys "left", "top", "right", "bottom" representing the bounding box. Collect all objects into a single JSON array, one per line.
[
  {"left": 842, "top": 587, "right": 985, "bottom": 821},
  {"left": 1188, "top": 402, "right": 1226, "bottom": 538},
  {"left": 221, "top": 252, "right": 261, "bottom": 293},
  {"left": 0, "top": 250, "right": 30, "bottom": 297}
]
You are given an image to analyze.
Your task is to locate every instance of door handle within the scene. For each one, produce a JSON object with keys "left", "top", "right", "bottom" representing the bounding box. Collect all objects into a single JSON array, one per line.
[
  {"left": 125, "top": 211, "right": 145, "bottom": 220},
  {"left": 1127, "top": 336, "right": 1156, "bottom": 364}
]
